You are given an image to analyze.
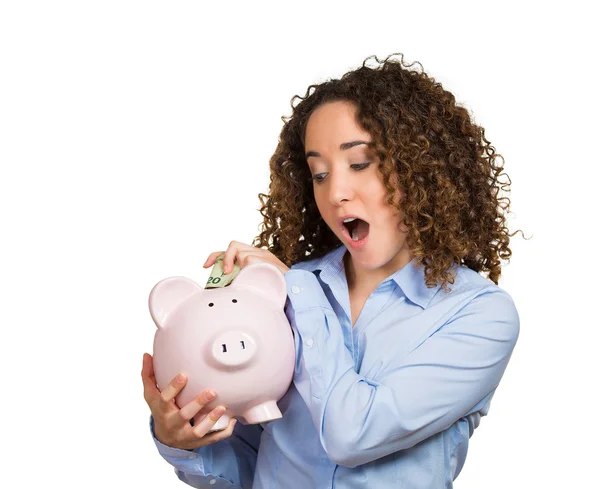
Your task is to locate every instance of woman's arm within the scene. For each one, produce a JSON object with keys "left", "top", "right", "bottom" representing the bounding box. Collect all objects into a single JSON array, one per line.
[
  {"left": 151, "top": 416, "right": 263, "bottom": 489},
  {"left": 285, "top": 269, "right": 519, "bottom": 468}
]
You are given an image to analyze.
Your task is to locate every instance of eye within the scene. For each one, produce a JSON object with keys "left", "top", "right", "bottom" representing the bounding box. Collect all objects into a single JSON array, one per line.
[
  {"left": 351, "top": 162, "right": 372, "bottom": 171},
  {"left": 308, "top": 162, "right": 372, "bottom": 184},
  {"left": 309, "top": 173, "right": 327, "bottom": 184},
  {"left": 208, "top": 303, "right": 214, "bottom": 307},
  {"left": 232, "top": 299, "right": 237, "bottom": 303}
]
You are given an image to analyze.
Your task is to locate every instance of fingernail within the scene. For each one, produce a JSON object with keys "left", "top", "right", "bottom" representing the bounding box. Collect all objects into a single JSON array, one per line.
[
  {"left": 206, "top": 390, "right": 216, "bottom": 400},
  {"left": 176, "top": 374, "right": 185, "bottom": 383},
  {"left": 215, "top": 406, "right": 226, "bottom": 416}
]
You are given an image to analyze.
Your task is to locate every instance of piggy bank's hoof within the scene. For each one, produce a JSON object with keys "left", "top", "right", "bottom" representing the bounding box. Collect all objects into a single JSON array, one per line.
[
  {"left": 208, "top": 413, "right": 231, "bottom": 433},
  {"left": 243, "top": 400, "right": 282, "bottom": 424}
]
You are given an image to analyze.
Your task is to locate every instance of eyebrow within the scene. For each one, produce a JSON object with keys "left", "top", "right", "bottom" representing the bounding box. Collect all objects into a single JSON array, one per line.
[{"left": 305, "top": 140, "right": 370, "bottom": 160}]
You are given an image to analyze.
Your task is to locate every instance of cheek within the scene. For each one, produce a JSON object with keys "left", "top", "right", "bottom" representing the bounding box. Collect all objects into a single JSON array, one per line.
[
  {"left": 313, "top": 191, "right": 325, "bottom": 212},
  {"left": 376, "top": 197, "right": 405, "bottom": 233},
  {"left": 313, "top": 192, "right": 333, "bottom": 221},
  {"left": 367, "top": 185, "right": 394, "bottom": 215},
  {"left": 365, "top": 177, "right": 390, "bottom": 201}
]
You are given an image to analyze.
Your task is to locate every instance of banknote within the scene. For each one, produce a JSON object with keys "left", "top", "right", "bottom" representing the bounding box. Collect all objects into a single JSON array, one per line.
[{"left": 205, "top": 254, "right": 241, "bottom": 289}]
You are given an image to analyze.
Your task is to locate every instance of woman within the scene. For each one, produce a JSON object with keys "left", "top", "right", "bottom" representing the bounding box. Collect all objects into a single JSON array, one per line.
[{"left": 142, "top": 53, "right": 521, "bottom": 488}]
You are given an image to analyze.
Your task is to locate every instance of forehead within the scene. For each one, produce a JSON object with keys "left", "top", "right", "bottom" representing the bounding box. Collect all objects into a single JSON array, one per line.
[{"left": 304, "top": 101, "right": 372, "bottom": 152}]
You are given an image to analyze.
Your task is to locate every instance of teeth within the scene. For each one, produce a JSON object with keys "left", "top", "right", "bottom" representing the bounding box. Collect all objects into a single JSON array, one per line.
[{"left": 343, "top": 217, "right": 357, "bottom": 223}]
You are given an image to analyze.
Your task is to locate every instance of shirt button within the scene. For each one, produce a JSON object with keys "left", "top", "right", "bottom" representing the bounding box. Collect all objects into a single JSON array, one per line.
[
  {"left": 305, "top": 338, "right": 314, "bottom": 347},
  {"left": 291, "top": 285, "right": 301, "bottom": 294},
  {"left": 209, "top": 479, "right": 217, "bottom": 485}
]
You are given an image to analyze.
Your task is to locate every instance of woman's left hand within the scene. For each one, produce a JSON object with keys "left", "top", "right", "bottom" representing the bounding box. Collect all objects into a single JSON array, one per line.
[{"left": 203, "top": 241, "right": 290, "bottom": 276}]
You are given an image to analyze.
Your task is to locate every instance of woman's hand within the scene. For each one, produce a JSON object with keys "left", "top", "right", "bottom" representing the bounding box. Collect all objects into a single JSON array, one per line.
[
  {"left": 203, "top": 240, "right": 290, "bottom": 275},
  {"left": 141, "top": 353, "right": 237, "bottom": 450}
]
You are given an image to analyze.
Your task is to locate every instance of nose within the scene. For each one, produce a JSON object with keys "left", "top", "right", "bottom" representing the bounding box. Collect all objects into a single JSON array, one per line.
[
  {"left": 327, "top": 169, "right": 355, "bottom": 206},
  {"left": 210, "top": 330, "right": 257, "bottom": 369}
]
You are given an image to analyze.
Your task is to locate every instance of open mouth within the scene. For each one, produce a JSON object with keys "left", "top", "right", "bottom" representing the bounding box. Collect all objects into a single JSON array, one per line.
[{"left": 342, "top": 217, "right": 370, "bottom": 242}]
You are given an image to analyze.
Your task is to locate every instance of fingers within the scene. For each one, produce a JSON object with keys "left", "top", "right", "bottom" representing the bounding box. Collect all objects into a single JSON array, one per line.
[
  {"left": 178, "top": 389, "right": 216, "bottom": 422},
  {"left": 203, "top": 241, "right": 249, "bottom": 274},
  {"left": 219, "top": 241, "right": 262, "bottom": 274},
  {"left": 203, "top": 241, "right": 289, "bottom": 276},
  {"left": 192, "top": 405, "right": 229, "bottom": 438},
  {"left": 203, "top": 251, "right": 225, "bottom": 269},
  {"left": 160, "top": 373, "right": 187, "bottom": 403},
  {"left": 222, "top": 242, "right": 244, "bottom": 273},
  {"left": 141, "top": 353, "right": 160, "bottom": 404},
  {"left": 200, "top": 417, "right": 238, "bottom": 444}
]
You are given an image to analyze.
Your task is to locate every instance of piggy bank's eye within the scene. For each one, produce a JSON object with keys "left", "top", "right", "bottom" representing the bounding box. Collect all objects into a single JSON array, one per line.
[
  {"left": 208, "top": 303, "right": 214, "bottom": 307},
  {"left": 232, "top": 299, "right": 237, "bottom": 303}
]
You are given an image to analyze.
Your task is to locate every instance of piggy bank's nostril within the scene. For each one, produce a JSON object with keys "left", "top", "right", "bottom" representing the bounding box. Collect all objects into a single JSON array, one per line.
[{"left": 222, "top": 342, "right": 245, "bottom": 352}]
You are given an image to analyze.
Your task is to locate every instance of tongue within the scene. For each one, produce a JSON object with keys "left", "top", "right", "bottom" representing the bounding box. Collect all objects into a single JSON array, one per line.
[{"left": 351, "top": 219, "right": 370, "bottom": 240}]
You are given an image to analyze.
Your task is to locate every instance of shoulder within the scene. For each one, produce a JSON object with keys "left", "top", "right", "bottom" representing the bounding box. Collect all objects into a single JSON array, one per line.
[
  {"left": 434, "top": 266, "right": 520, "bottom": 343},
  {"left": 445, "top": 265, "right": 518, "bottom": 307}
]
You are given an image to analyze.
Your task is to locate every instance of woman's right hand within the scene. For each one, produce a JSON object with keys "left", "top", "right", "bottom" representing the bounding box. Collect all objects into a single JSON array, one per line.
[{"left": 142, "top": 352, "right": 237, "bottom": 450}]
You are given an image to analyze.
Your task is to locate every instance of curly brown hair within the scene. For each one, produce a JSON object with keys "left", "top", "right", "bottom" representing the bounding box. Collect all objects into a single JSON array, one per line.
[{"left": 252, "top": 53, "right": 525, "bottom": 292}]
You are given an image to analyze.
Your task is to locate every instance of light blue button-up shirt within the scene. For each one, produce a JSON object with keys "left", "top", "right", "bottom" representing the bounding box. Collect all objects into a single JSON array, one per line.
[{"left": 151, "top": 245, "right": 519, "bottom": 488}]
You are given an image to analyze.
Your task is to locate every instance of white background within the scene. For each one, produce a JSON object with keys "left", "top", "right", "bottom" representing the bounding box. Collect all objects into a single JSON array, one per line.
[{"left": 1, "top": 1, "right": 597, "bottom": 487}]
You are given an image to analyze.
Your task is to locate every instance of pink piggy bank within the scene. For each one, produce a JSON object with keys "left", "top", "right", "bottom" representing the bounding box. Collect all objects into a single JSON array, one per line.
[{"left": 149, "top": 262, "right": 295, "bottom": 431}]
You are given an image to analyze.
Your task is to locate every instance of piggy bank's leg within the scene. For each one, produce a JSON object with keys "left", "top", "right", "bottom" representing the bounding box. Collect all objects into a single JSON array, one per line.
[
  {"left": 243, "top": 401, "right": 282, "bottom": 424},
  {"left": 192, "top": 411, "right": 231, "bottom": 432}
]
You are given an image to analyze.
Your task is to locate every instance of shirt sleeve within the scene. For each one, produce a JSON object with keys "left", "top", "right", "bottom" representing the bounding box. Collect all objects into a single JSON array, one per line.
[
  {"left": 149, "top": 415, "right": 262, "bottom": 488},
  {"left": 284, "top": 269, "right": 520, "bottom": 468}
]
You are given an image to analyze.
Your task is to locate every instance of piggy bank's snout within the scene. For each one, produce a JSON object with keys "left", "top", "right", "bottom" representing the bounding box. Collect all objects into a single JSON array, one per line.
[{"left": 210, "top": 330, "right": 257, "bottom": 368}]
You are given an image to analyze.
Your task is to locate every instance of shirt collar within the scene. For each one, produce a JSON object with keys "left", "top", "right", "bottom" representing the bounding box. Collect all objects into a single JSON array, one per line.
[
  {"left": 391, "top": 257, "right": 441, "bottom": 309},
  {"left": 292, "top": 245, "right": 441, "bottom": 309}
]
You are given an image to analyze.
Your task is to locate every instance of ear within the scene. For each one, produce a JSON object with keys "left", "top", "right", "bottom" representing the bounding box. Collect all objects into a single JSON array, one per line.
[
  {"left": 148, "top": 276, "right": 202, "bottom": 329},
  {"left": 231, "top": 262, "right": 287, "bottom": 308}
]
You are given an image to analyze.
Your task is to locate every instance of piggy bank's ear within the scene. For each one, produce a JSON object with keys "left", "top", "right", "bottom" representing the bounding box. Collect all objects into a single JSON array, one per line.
[
  {"left": 149, "top": 277, "right": 202, "bottom": 329},
  {"left": 232, "top": 262, "right": 287, "bottom": 308}
]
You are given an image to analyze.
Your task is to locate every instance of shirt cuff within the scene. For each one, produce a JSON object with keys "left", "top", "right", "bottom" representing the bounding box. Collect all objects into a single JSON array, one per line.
[{"left": 149, "top": 415, "right": 203, "bottom": 463}]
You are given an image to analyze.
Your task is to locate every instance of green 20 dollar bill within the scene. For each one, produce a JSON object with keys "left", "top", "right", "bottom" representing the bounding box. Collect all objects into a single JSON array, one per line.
[{"left": 205, "top": 254, "right": 241, "bottom": 289}]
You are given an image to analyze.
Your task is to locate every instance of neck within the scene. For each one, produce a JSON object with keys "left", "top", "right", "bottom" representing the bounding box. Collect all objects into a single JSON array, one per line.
[{"left": 344, "top": 247, "right": 414, "bottom": 293}]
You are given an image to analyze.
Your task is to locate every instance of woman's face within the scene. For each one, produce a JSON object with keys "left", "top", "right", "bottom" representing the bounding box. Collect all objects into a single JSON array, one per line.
[{"left": 304, "top": 100, "right": 413, "bottom": 275}]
